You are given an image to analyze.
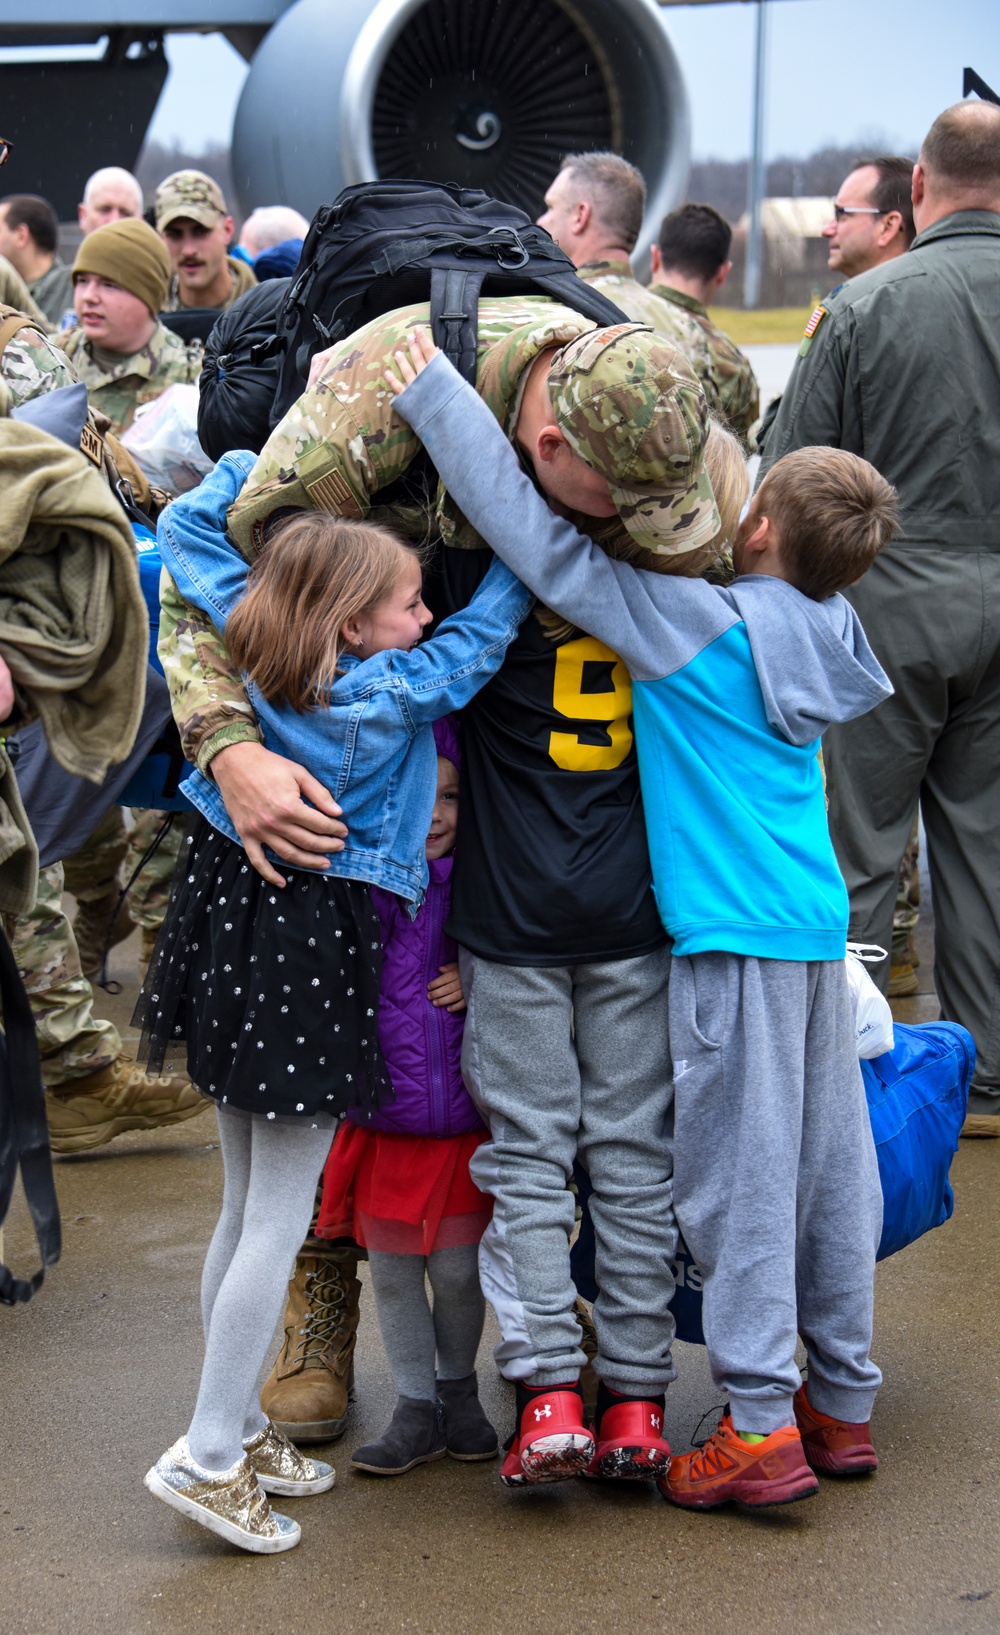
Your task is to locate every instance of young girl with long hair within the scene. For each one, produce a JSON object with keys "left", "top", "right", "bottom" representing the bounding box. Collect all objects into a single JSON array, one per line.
[{"left": 140, "top": 454, "right": 531, "bottom": 1553}]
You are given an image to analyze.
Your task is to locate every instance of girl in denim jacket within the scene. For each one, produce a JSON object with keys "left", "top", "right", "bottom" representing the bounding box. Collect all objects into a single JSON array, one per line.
[{"left": 141, "top": 456, "right": 531, "bottom": 1554}]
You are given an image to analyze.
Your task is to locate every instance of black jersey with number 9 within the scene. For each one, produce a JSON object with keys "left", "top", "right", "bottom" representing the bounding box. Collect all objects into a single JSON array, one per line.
[{"left": 439, "top": 549, "right": 665, "bottom": 967}]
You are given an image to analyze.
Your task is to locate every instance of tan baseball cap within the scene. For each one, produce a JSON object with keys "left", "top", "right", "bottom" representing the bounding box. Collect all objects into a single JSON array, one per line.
[
  {"left": 154, "top": 169, "right": 228, "bottom": 231},
  {"left": 547, "top": 324, "right": 720, "bottom": 559}
]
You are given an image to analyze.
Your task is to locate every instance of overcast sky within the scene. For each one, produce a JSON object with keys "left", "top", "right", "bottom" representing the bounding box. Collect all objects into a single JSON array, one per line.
[{"left": 145, "top": 0, "right": 1000, "bottom": 162}]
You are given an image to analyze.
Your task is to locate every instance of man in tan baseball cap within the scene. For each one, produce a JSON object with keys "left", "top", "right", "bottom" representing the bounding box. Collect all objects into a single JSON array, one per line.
[{"left": 154, "top": 169, "right": 256, "bottom": 313}]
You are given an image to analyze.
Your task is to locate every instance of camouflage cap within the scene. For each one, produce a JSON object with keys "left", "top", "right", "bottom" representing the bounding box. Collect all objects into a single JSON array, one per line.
[
  {"left": 547, "top": 323, "right": 720, "bottom": 559},
  {"left": 154, "top": 169, "right": 228, "bottom": 231}
]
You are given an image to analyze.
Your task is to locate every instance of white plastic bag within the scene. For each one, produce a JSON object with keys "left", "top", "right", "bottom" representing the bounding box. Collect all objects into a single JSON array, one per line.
[
  {"left": 845, "top": 944, "right": 895, "bottom": 1059},
  {"left": 120, "top": 382, "right": 214, "bottom": 496}
]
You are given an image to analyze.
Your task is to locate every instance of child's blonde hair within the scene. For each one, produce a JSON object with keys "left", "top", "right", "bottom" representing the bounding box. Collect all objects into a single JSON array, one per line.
[
  {"left": 704, "top": 417, "right": 751, "bottom": 561},
  {"left": 225, "top": 511, "right": 422, "bottom": 712}
]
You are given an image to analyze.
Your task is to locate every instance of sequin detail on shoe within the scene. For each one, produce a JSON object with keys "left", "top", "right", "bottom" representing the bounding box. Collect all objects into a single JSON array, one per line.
[
  {"left": 244, "top": 1420, "right": 336, "bottom": 1496},
  {"left": 144, "top": 1436, "right": 301, "bottom": 1553}
]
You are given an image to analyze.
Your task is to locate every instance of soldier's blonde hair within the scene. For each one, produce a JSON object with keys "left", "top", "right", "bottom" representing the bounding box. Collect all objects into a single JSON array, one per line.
[
  {"left": 226, "top": 511, "right": 423, "bottom": 712},
  {"left": 704, "top": 417, "right": 751, "bottom": 566}
]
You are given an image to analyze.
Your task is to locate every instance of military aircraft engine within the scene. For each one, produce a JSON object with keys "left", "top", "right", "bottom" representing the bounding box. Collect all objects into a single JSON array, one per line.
[{"left": 231, "top": 0, "right": 689, "bottom": 256}]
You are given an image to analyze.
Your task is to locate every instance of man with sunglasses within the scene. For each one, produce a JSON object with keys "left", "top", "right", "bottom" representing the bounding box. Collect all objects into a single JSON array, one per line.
[{"left": 822, "top": 157, "right": 916, "bottom": 281}]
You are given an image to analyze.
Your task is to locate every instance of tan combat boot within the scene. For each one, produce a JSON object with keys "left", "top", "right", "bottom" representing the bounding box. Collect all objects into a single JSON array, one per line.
[
  {"left": 260, "top": 1255, "right": 361, "bottom": 1442},
  {"left": 73, "top": 892, "right": 135, "bottom": 978},
  {"left": 46, "top": 1054, "right": 207, "bottom": 1154}
]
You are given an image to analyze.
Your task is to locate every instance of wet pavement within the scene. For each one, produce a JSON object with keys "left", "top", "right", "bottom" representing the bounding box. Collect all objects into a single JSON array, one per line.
[{"left": 4, "top": 861, "right": 998, "bottom": 1635}]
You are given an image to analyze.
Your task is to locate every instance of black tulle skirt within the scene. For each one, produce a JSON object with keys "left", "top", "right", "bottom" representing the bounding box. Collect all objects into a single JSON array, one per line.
[{"left": 133, "top": 818, "right": 390, "bottom": 1122}]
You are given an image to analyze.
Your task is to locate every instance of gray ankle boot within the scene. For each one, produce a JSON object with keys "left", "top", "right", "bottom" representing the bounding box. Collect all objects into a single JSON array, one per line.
[
  {"left": 350, "top": 1396, "right": 447, "bottom": 1476},
  {"left": 436, "top": 1373, "right": 499, "bottom": 1461}
]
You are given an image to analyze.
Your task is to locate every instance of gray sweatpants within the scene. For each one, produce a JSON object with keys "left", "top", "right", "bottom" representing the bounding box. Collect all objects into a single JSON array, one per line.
[
  {"left": 825, "top": 547, "right": 1000, "bottom": 1115},
  {"left": 669, "top": 953, "right": 883, "bottom": 1435},
  {"left": 460, "top": 947, "right": 676, "bottom": 1393}
]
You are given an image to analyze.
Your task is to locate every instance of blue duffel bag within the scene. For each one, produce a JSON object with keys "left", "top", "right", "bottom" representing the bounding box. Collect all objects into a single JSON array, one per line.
[
  {"left": 571, "top": 1019, "right": 974, "bottom": 1346},
  {"left": 865, "top": 1019, "right": 974, "bottom": 1260}
]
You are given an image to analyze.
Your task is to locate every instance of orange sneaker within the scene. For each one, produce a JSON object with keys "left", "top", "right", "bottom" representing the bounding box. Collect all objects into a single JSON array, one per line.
[
  {"left": 658, "top": 1412, "right": 819, "bottom": 1509},
  {"left": 793, "top": 1385, "right": 878, "bottom": 1475}
]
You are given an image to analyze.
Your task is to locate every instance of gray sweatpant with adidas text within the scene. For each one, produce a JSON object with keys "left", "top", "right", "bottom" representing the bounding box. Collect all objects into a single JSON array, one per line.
[
  {"left": 669, "top": 952, "right": 883, "bottom": 1435},
  {"left": 460, "top": 947, "right": 677, "bottom": 1393}
]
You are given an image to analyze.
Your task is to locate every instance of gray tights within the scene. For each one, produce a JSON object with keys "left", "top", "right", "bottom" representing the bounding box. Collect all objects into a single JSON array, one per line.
[
  {"left": 368, "top": 1246, "right": 485, "bottom": 1402},
  {"left": 187, "top": 1105, "right": 333, "bottom": 1472}
]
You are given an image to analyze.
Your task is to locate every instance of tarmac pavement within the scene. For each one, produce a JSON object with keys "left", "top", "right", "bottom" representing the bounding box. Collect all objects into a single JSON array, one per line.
[{"left": 3, "top": 845, "right": 998, "bottom": 1635}]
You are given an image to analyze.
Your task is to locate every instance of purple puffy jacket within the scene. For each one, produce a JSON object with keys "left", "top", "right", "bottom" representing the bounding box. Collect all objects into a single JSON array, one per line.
[{"left": 348, "top": 856, "right": 483, "bottom": 1138}]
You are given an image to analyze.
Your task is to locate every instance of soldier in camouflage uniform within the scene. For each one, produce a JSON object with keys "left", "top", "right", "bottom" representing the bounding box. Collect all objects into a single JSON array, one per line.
[
  {"left": 61, "top": 217, "right": 197, "bottom": 955},
  {"left": 0, "top": 251, "right": 49, "bottom": 329},
  {"left": 537, "top": 157, "right": 758, "bottom": 445},
  {"left": 155, "top": 170, "right": 257, "bottom": 314},
  {"left": 62, "top": 217, "right": 202, "bottom": 435},
  {"left": 0, "top": 290, "right": 200, "bottom": 1153},
  {"left": 158, "top": 294, "right": 717, "bottom": 1443},
  {"left": 645, "top": 204, "right": 759, "bottom": 446}
]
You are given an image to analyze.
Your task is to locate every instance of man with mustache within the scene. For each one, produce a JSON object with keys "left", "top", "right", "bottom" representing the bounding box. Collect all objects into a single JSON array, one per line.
[{"left": 155, "top": 170, "right": 256, "bottom": 315}]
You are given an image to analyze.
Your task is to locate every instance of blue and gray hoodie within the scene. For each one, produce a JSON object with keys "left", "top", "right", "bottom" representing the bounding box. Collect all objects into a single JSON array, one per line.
[{"left": 395, "top": 354, "right": 893, "bottom": 962}]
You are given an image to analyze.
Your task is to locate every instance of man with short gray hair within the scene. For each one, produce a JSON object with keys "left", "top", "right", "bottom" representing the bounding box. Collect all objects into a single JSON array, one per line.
[
  {"left": 760, "top": 99, "right": 1000, "bottom": 1138},
  {"left": 78, "top": 167, "right": 143, "bottom": 237}
]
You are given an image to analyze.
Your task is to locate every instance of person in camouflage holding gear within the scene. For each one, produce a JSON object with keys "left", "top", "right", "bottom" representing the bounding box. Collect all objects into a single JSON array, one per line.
[
  {"left": 155, "top": 170, "right": 257, "bottom": 314},
  {"left": 646, "top": 204, "right": 759, "bottom": 446},
  {"left": 0, "top": 283, "right": 199, "bottom": 1153},
  {"left": 157, "top": 293, "right": 717, "bottom": 1445},
  {"left": 63, "top": 218, "right": 202, "bottom": 435}
]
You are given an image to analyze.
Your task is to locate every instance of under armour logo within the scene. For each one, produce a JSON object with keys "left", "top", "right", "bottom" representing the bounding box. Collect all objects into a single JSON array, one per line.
[
  {"left": 533, "top": 1403, "right": 553, "bottom": 1421},
  {"left": 651, "top": 1412, "right": 662, "bottom": 1430}
]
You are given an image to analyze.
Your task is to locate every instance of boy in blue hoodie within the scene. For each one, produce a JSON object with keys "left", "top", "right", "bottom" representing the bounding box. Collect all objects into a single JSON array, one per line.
[{"left": 390, "top": 328, "right": 898, "bottom": 1510}]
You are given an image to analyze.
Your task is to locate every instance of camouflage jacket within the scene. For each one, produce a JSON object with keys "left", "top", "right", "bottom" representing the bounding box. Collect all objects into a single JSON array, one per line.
[
  {"left": 0, "top": 308, "right": 77, "bottom": 408},
  {"left": 163, "top": 254, "right": 258, "bottom": 315},
  {"left": 642, "top": 284, "right": 759, "bottom": 444},
  {"left": 163, "top": 295, "right": 611, "bottom": 771},
  {"left": 62, "top": 321, "right": 203, "bottom": 435},
  {"left": 28, "top": 258, "right": 75, "bottom": 328},
  {"left": 576, "top": 258, "right": 687, "bottom": 337}
]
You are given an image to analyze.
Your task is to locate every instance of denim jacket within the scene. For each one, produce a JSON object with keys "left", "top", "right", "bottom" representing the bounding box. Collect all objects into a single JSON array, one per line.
[{"left": 157, "top": 453, "right": 533, "bottom": 907}]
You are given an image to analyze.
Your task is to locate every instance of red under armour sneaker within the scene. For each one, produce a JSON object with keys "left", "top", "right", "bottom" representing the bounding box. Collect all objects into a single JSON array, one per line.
[
  {"left": 793, "top": 1384, "right": 878, "bottom": 1475},
  {"left": 584, "top": 1387, "right": 672, "bottom": 1480},
  {"left": 658, "top": 1411, "right": 819, "bottom": 1510},
  {"left": 500, "top": 1386, "right": 595, "bottom": 1488}
]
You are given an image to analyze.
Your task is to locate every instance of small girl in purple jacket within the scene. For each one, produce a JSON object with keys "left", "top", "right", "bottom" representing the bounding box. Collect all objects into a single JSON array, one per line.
[{"left": 317, "top": 717, "right": 498, "bottom": 1476}]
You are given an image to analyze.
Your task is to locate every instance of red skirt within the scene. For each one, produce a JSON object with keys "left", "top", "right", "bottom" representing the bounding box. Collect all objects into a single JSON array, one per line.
[{"left": 317, "top": 1124, "right": 492, "bottom": 1256}]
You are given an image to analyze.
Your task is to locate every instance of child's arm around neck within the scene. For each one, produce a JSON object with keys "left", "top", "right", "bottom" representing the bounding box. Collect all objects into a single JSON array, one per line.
[{"left": 393, "top": 351, "right": 712, "bottom": 683}]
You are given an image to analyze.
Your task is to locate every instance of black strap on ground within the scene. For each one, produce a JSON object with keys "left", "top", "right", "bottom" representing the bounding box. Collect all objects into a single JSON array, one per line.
[{"left": 0, "top": 926, "right": 61, "bottom": 1305}]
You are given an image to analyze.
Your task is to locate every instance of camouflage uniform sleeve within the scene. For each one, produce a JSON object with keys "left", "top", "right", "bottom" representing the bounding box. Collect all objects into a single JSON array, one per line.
[
  {"left": 0, "top": 325, "right": 78, "bottom": 409},
  {"left": 715, "top": 351, "right": 760, "bottom": 445},
  {"left": 227, "top": 311, "right": 429, "bottom": 557},
  {"left": 158, "top": 569, "right": 261, "bottom": 775}
]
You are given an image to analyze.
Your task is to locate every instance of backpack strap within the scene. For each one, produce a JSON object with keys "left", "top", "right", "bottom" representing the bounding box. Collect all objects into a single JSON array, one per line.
[{"left": 430, "top": 267, "right": 485, "bottom": 382}]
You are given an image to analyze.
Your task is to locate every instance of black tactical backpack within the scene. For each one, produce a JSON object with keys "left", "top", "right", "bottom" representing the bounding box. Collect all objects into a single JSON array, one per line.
[
  {"left": 197, "top": 180, "right": 630, "bottom": 456},
  {"left": 198, "top": 277, "right": 290, "bottom": 463}
]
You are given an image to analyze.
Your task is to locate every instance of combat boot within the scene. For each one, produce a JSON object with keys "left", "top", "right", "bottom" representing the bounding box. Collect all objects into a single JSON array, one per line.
[
  {"left": 45, "top": 1054, "right": 206, "bottom": 1154},
  {"left": 260, "top": 1255, "right": 361, "bottom": 1442},
  {"left": 73, "top": 892, "right": 135, "bottom": 978}
]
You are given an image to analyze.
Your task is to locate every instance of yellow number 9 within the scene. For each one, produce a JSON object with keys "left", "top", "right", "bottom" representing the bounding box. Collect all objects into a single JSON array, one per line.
[{"left": 548, "top": 636, "right": 634, "bottom": 771}]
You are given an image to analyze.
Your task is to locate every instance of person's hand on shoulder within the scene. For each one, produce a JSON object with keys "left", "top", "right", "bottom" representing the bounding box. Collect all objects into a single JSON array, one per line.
[{"left": 384, "top": 325, "right": 441, "bottom": 396}]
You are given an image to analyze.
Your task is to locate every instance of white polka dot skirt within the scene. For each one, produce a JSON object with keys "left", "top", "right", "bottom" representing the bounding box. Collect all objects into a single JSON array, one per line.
[{"left": 134, "top": 819, "right": 390, "bottom": 1121}]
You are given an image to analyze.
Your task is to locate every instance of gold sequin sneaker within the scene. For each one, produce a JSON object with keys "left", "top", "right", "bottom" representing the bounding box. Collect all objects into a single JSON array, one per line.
[
  {"left": 144, "top": 1436, "right": 301, "bottom": 1554},
  {"left": 244, "top": 1420, "right": 336, "bottom": 1496}
]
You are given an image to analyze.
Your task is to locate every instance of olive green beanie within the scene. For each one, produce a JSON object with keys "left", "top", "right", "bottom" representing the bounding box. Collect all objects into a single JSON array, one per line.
[{"left": 72, "top": 218, "right": 170, "bottom": 317}]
